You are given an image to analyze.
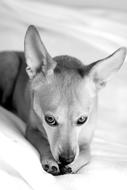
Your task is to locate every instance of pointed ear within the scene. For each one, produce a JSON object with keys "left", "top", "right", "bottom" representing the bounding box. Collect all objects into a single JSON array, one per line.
[
  {"left": 24, "top": 25, "right": 57, "bottom": 79},
  {"left": 89, "top": 47, "right": 127, "bottom": 89}
]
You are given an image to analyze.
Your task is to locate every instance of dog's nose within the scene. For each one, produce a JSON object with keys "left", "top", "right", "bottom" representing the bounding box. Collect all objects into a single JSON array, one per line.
[{"left": 59, "top": 152, "right": 75, "bottom": 165}]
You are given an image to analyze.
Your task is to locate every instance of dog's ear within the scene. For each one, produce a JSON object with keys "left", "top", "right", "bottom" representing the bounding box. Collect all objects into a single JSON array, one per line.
[
  {"left": 24, "top": 25, "right": 57, "bottom": 79},
  {"left": 88, "top": 47, "right": 126, "bottom": 89}
]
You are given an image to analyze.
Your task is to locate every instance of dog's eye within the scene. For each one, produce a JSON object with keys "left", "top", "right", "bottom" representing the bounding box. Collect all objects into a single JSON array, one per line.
[
  {"left": 77, "top": 116, "right": 88, "bottom": 125},
  {"left": 45, "top": 115, "right": 58, "bottom": 126}
]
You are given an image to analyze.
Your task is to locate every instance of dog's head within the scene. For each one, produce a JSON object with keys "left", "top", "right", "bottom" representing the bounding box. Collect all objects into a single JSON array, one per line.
[{"left": 24, "top": 25, "right": 126, "bottom": 165}]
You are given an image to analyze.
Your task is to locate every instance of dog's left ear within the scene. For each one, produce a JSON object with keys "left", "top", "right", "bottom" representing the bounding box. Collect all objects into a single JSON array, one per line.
[
  {"left": 24, "top": 25, "right": 57, "bottom": 79},
  {"left": 88, "top": 47, "right": 127, "bottom": 89}
]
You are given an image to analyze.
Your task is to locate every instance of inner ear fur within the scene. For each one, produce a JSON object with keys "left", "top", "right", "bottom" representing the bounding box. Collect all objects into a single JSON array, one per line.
[
  {"left": 24, "top": 25, "right": 57, "bottom": 79},
  {"left": 86, "top": 47, "right": 127, "bottom": 89}
]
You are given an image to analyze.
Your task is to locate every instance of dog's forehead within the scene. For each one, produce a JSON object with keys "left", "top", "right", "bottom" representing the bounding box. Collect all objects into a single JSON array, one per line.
[
  {"left": 34, "top": 55, "right": 96, "bottom": 114},
  {"left": 36, "top": 70, "right": 95, "bottom": 115}
]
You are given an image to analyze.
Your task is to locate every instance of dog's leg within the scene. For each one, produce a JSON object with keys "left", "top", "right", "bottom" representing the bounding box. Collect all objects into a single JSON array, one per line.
[
  {"left": 62, "top": 145, "right": 90, "bottom": 174},
  {"left": 26, "top": 127, "right": 60, "bottom": 175},
  {"left": 0, "top": 52, "right": 22, "bottom": 110}
]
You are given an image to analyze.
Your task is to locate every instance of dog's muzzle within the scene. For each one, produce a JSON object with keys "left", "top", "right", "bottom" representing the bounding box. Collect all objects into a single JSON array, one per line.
[{"left": 59, "top": 151, "right": 75, "bottom": 165}]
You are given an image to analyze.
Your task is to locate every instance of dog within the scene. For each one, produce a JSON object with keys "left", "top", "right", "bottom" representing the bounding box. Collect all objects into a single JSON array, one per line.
[{"left": 0, "top": 25, "right": 126, "bottom": 175}]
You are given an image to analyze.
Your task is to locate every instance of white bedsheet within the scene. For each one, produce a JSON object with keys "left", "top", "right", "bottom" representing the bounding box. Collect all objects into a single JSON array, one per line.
[{"left": 0, "top": 0, "right": 127, "bottom": 189}]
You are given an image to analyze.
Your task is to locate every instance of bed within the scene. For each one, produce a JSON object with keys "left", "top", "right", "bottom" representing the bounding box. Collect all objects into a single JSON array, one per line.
[{"left": 0, "top": 0, "right": 127, "bottom": 189}]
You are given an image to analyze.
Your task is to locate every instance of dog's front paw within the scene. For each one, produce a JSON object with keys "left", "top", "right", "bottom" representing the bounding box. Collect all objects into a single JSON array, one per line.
[
  {"left": 41, "top": 157, "right": 60, "bottom": 176},
  {"left": 59, "top": 165, "right": 72, "bottom": 175},
  {"left": 67, "top": 158, "right": 89, "bottom": 174}
]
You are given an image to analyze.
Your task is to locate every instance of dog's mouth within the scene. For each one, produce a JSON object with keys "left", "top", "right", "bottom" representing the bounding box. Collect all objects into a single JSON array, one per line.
[
  {"left": 57, "top": 154, "right": 75, "bottom": 175},
  {"left": 58, "top": 154, "right": 75, "bottom": 165},
  {"left": 56, "top": 149, "right": 76, "bottom": 166}
]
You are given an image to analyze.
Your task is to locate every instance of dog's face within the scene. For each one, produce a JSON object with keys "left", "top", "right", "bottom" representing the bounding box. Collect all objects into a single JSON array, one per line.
[
  {"left": 31, "top": 65, "right": 97, "bottom": 164},
  {"left": 24, "top": 25, "right": 126, "bottom": 165}
]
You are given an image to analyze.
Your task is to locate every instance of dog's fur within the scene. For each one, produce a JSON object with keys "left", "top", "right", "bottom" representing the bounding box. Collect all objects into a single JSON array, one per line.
[{"left": 0, "top": 25, "right": 126, "bottom": 175}]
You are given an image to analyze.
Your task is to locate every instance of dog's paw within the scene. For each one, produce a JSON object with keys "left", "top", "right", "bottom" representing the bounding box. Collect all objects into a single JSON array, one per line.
[
  {"left": 59, "top": 165, "right": 72, "bottom": 175},
  {"left": 41, "top": 158, "right": 60, "bottom": 176},
  {"left": 67, "top": 159, "right": 89, "bottom": 174}
]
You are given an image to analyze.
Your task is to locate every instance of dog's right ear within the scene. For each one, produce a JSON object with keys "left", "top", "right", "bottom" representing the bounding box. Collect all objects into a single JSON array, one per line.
[{"left": 24, "top": 25, "right": 56, "bottom": 79}]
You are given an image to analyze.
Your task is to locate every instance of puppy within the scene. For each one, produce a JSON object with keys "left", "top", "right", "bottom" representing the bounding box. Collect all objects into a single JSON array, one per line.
[{"left": 0, "top": 25, "right": 126, "bottom": 175}]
